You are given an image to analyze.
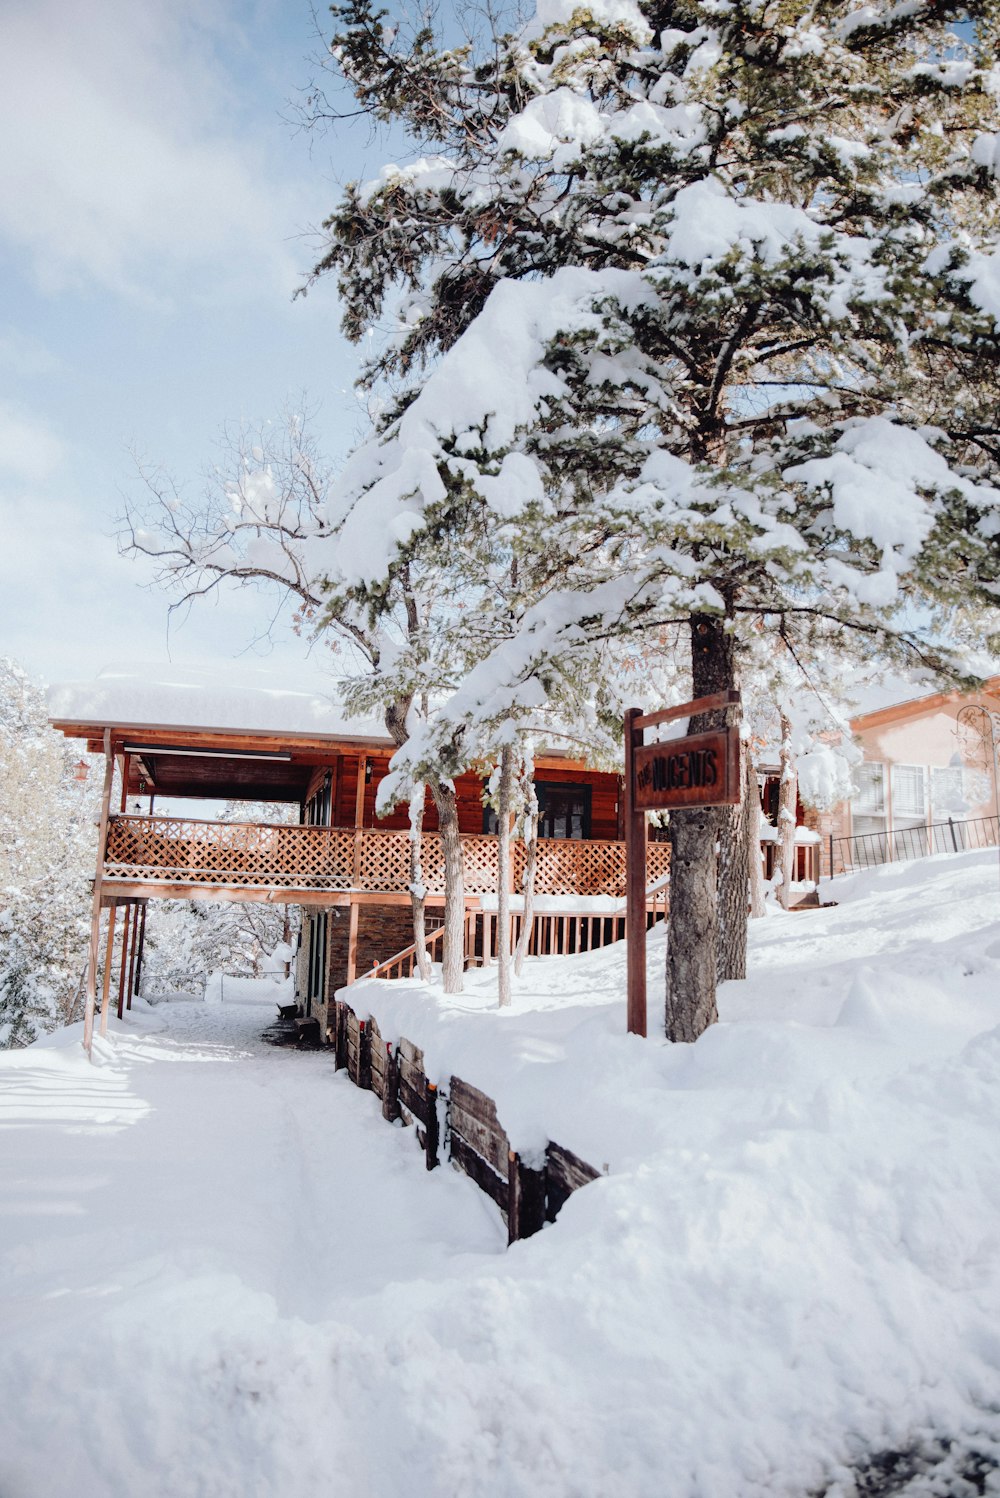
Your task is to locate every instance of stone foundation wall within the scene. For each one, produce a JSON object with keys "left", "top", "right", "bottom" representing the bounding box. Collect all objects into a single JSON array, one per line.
[
  {"left": 314, "top": 903, "right": 421, "bottom": 1041},
  {"left": 804, "top": 804, "right": 852, "bottom": 876}
]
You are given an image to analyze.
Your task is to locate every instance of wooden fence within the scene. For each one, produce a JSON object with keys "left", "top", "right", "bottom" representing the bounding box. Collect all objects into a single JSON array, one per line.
[{"left": 332, "top": 997, "right": 601, "bottom": 1244}]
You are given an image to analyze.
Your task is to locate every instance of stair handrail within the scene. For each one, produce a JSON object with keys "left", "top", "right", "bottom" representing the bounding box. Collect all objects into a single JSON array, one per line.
[{"left": 356, "top": 908, "right": 478, "bottom": 985}]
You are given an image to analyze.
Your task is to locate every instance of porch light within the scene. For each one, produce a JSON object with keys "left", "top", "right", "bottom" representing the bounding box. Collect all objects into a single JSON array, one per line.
[{"left": 73, "top": 759, "right": 89, "bottom": 783}]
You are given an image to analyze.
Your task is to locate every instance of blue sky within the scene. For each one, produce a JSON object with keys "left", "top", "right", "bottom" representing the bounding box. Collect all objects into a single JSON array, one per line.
[{"left": 0, "top": 0, "right": 390, "bottom": 686}]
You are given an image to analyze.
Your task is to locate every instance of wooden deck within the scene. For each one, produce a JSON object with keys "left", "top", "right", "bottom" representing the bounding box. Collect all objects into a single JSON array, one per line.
[{"left": 101, "top": 814, "right": 671, "bottom": 905}]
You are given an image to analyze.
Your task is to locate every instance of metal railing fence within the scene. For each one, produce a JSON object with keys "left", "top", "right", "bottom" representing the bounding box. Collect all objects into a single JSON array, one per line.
[{"left": 830, "top": 814, "right": 1000, "bottom": 875}]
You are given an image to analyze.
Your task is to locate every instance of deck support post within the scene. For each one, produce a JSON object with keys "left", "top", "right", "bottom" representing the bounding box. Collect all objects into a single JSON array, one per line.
[
  {"left": 624, "top": 707, "right": 647, "bottom": 1037},
  {"left": 128, "top": 898, "right": 144, "bottom": 1006},
  {"left": 346, "top": 902, "right": 360, "bottom": 985},
  {"left": 116, "top": 902, "right": 132, "bottom": 1019},
  {"left": 133, "top": 902, "right": 148, "bottom": 1000},
  {"left": 99, "top": 901, "right": 117, "bottom": 1038},
  {"left": 83, "top": 729, "right": 115, "bottom": 1056},
  {"left": 125, "top": 898, "right": 137, "bottom": 1006}
]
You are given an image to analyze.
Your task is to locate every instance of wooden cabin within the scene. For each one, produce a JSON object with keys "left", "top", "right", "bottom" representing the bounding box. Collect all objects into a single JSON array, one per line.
[{"left": 49, "top": 667, "right": 670, "bottom": 1047}]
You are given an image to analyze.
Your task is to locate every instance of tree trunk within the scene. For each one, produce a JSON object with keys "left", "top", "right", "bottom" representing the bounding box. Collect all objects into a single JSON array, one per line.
[
  {"left": 666, "top": 613, "right": 738, "bottom": 1043},
  {"left": 746, "top": 752, "right": 767, "bottom": 919},
  {"left": 409, "top": 783, "right": 432, "bottom": 982},
  {"left": 429, "top": 778, "right": 465, "bottom": 993},
  {"left": 383, "top": 694, "right": 435, "bottom": 981},
  {"left": 514, "top": 762, "right": 539, "bottom": 978},
  {"left": 777, "top": 711, "right": 797, "bottom": 911},
  {"left": 496, "top": 742, "right": 515, "bottom": 1007},
  {"left": 716, "top": 735, "right": 749, "bottom": 983}
]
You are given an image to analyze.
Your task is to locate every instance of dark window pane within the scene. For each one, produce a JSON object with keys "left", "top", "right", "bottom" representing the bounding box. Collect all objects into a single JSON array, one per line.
[
  {"left": 482, "top": 780, "right": 592, "bottom": 838},
  {"left": 538, "top": 783, "right": 591, "bottom": 840}
]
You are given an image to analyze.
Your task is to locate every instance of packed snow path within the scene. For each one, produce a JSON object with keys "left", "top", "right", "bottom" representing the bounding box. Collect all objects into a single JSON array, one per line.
[
  {"left": 2, "top": 852, "right": 1000, "bottom": 1497},
  {"left": 0, "top": 1000, "right": 506, "bottom": 1497}
]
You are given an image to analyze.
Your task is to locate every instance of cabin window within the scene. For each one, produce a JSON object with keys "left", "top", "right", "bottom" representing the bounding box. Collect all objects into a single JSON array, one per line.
[
  {"left": 482, "top": 780, "right": 592, "bottom": 839},
  {"left": 305, "top": 772, "right": 332, "bottom": 828},
  {"left": 887, "top": 763, "right": 929, "bottom": 859},
  {"left": 851, "top": 762, "right": 887, "bottom": 847},
  {"left": 305, "top": 912, "right": 327, "bottom": 1017},
  {"left": 891, "top": 764, "right": 926, "bottom": 828},
  {"left": 932, "top": 764, "right": 992, "bottom": 818},
  {"left": 537, "top": 782, "right": 591, "bottom": 839},
  {"left": 931, "top": 765, "right": 965, "bottom": 820}
]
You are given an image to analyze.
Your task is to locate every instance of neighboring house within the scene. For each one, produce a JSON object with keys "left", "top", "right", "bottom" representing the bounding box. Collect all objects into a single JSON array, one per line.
[
  {"left": 48, "top": 666, "right": 669, "bottom": 1044},
  {"left": 807, "top": 677, "right": 1000, "bottom": 876}
]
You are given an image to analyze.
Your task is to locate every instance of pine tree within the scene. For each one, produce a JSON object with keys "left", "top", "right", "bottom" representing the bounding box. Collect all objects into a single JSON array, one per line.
[
  {"left": 304, "top": 0, "right": 1000, "bottom": 1040},
  {"left": 0, "top": 659, "right": 101, "bottom": 1047}
]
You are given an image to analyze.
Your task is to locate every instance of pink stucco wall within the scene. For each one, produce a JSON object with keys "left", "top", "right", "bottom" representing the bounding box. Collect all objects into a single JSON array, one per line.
[{"left": 811, "top": 684, "right": 1000, "bottom": 875}]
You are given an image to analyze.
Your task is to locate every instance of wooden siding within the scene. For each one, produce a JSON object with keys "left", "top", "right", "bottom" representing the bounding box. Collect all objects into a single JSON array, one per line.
[{"left": 338, "top": 753, "right": 621, "bottom": 839}]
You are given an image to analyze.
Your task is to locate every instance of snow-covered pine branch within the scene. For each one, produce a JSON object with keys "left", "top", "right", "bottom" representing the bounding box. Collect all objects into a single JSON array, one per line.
[{"left": 306, "top": 0, "right": 1000, "bottom": 1039}]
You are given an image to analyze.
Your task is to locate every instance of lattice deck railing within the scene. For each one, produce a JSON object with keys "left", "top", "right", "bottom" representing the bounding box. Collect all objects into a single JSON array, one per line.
[
  {"left": 104, "top": 815, "right": 356, "bottom": 890},
  {"left": 104, "top": 815, "right": 671, "bottom": 898}
]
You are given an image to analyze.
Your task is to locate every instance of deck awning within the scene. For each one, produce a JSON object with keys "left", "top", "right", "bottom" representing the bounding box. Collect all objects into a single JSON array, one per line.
[{"left": 48, "top": 663, "right": 391, "bottom": 801}]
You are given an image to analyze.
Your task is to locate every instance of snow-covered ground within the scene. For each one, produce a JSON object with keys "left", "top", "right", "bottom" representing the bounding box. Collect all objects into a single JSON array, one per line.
[{"left": 2, "top": 851, "right": 1000, "bottom": 1497}]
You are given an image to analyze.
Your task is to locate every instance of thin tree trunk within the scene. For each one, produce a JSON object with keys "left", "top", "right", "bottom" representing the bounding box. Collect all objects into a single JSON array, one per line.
[
  {"left": 746, "top": 752, "right": 767, "bottom": 919},
  {"left": 496, "top": 742, "right": 515, "bottom": 1007},
  {"left": 716, "top": 735, "right": 748, "bottom": 983},
  {"left": 430, "top": 778, "right": 465, "bottom": 993},
  {"left": 514, "top": 759, "right": 538, "bottom": 978},
  {"left": 384, "top": 695, "right": 435, "bottom": 984},
  {"left": 777, "top": 711, "right": 797, "bottom": 911},
  {"left": 666, "top": 612, "right": 738, "bottom": 1042},
  {"left": 409, "top": 783, "right": 432, "bottom": 982}
]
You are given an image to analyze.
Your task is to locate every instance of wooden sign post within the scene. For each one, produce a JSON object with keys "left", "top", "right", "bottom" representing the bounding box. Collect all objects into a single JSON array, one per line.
[{"left": 624, "top": 691, "right": 741, "bottom": 1036}]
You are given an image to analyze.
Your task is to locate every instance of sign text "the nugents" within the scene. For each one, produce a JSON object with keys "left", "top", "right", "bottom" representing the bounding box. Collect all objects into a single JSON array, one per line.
[{"left": 632, "top": 728, "right": 739, "bottom": 811}]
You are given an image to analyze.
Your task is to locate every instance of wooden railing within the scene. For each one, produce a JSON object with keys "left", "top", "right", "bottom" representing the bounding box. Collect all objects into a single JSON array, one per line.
[
  {"left": 365, "top": 913, "right": 475, "bottom": 982},
  {"left": 104, "top": 814, "right": 356, "bottom": 890},
  {"left": 104, "top": 815, "right": 671, "bottom": 899}
]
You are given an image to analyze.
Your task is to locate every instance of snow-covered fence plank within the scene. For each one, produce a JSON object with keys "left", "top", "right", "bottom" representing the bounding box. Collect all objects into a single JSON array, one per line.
[
  {"left": 333, "top": 999, "right": 349, "bottom": 1071},
  {"left": 393, "top": 1037, "right": 440, "bottom": 1169},
  {"left": 544, "top": 1143, "right": 601, "bottom": 1223},
  {"left": 381, "top": 1040, "right": 400, "bottom": 1124},
  {"left": 448, "top": 1078, "right": 509, "bottom": 1176},
  {"left": 368, "top": 1016, "right": 387, "bottom": 1101},
  {"left": 507, "top": 1154, "right": 547, "bottom": 1245},
  {"left": 447, "top": 1078, "right": 510, "bottom": 1213},
  {"left": 333, "top": 998, "right": 600, "bottom": 1242},
  {"left": 344, "top": 1009, "right": 369, "bottom": 1089},
  {"left": 396, "top": 1036, "right": 428, "bottom": 1123}
]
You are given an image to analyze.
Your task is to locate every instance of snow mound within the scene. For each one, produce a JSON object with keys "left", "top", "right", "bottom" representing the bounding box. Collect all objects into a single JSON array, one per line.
[{"left": 1, "top": 849, "right": 999, "bottom": 1496}]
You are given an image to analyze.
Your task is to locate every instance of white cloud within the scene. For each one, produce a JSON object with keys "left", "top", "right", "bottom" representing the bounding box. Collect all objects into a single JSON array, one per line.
[
  {"left": 0, "top": 475, "right": 314, "bottom": 685},
  {"left": 0, "top": 329, "right": 63, "bottom": 377},
  {"left": 0, "top": 401, "right": 66, "bottom": 483},
  {"left": 0, "top": 0, "right": 316, "bottom": 303}
]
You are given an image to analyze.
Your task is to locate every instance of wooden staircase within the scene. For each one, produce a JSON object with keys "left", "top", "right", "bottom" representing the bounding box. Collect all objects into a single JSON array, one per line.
[{"left": 355, "top": 882, "right": 669, "bottom": 985}]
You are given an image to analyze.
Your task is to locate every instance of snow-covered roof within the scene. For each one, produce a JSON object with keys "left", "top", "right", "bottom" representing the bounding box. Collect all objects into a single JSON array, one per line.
[
  {"left": 849, "top": 670, "right": 1000, "bottom": 724},
  {"left": 47, "top": 662, "right": 390, "bottom": 744}
]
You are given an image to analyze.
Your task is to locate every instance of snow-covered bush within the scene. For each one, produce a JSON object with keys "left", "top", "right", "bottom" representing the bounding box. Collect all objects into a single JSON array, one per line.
[{"left": 0, "top": 659, "right": 100, "bottom": 1047}]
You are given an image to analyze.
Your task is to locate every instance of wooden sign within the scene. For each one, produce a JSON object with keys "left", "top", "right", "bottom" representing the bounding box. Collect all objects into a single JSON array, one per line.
[
  {"left": 623, "top": 690, "right": 741, "bottom": 1038},
  {"left": 633, "top": 727, "right": 740, "bottom": 810}
]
